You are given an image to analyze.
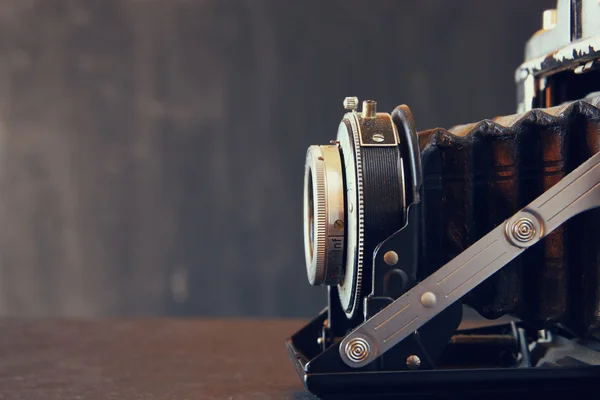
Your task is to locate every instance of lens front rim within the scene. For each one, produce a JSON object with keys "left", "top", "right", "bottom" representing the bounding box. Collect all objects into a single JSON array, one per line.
[{"left": 303, "top": 145, "right": 345, "bottom": 286}]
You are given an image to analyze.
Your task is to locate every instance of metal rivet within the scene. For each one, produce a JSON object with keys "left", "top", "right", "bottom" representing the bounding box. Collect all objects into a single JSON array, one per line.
[
  {"left": 505, "top": 212, "right": 542, "bottom": 248},
  {"left": 512, "top": 217, "right": 536, "bottom": 243},
  {"left": 343, "top": 97, "right": 358, "bottom": 111},
  {"left": 420, "top": 292, "right": 437, "bottom": 308},
  {"left": 406, "top": 355, "right": 421, "bottom": 370},
  {"left": 518, "top": 69, "right": 529, "bottom": 81},
  {"left": 383, "top": 251, "right": 398, "bottom": 266},
  {"left": 344, "top": 337, "right": 371, "bottom": 363}
]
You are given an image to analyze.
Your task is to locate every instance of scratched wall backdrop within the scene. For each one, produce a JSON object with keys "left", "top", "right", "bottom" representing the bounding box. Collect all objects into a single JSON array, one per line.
[{"left": 0, "top": 0, "right": 555, "bottom": 317}]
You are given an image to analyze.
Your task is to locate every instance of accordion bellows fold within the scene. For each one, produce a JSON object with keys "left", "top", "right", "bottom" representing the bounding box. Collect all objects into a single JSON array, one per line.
[{"left": 418, "top": 97, "right": 600, "bottom": 339}]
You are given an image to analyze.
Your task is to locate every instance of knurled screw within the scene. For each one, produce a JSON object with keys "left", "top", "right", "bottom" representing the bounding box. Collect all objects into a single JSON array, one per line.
[{"left": 343, "top": 97, "right": 358, "bottom": 111}]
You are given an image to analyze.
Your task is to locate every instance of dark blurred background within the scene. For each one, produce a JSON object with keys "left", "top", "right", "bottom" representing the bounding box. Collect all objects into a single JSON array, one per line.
[{"left": 0, "top": 0, "right": 555, "bottom": 317}]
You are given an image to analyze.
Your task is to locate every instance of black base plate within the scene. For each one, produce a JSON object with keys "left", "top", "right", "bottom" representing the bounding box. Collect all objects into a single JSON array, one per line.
[
  {"left": 287, "top": 310, "right": 600, "bottom": 399},
  {"left": 287, "top": 338, "right": 600, "bottom": 399}
]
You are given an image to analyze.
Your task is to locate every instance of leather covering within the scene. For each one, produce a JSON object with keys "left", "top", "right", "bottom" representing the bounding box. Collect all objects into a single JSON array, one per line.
[{"left": 418, "top": 98, "right": 600, "bottom": 338}]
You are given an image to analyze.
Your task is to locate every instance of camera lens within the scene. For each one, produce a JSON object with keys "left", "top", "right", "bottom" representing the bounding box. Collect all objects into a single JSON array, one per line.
[{"left": 303, "top": 145, "right": 345, "bottom": 286}]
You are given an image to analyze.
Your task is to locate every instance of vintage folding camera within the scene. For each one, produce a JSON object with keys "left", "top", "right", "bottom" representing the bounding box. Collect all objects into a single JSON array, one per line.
[{"left": 287, "top": 1, "right": 600, "bottom": 398}]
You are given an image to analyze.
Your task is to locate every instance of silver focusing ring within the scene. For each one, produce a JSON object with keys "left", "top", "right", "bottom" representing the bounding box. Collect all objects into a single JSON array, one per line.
[{"left": 303, "top": 145, "right": 346, "bottom": 286}]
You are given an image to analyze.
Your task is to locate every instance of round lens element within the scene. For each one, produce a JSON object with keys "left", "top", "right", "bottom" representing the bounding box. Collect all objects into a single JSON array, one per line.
[{"left": 303, "top": 145, "right": 345, "bottom": 286}]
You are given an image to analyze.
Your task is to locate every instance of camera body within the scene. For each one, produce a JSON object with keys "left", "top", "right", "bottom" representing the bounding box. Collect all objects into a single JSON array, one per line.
[{"left": 288, "top": 1, "right": 600, "bottom": 398}]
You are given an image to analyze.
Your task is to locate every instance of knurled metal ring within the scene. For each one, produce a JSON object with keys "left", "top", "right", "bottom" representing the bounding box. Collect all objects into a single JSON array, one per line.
[{"left": 336, "top": 114, "right": 365, "bottom": 318}]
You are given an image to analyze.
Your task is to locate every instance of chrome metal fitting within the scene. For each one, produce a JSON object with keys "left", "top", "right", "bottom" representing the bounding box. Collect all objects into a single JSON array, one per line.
[
  {"left": 344, "top": 337, "right": 371, "bottom": 363},
  {"left": 343, "top": 96, "right": 359, "bottom": 111},
  {"left": 304, "top": 145, "right": 345, "bottom": 286},
  {"left": 505, "top": 212, "right": 543, "bottom": 248}
]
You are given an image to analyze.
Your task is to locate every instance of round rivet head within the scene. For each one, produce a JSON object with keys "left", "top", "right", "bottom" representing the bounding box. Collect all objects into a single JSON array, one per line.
[
  {"left": 406, "top": 355, "right": 421, "bottom": 370},
  {"left": 344, "top": 337, "right": 371, "bottom": 363},
  {"left": 383, "top": 251, "right": 398, "bottom": 266},
  {"left": 518, "top": 69, "right": 529, "bottom": 81},
  {"left": 512, "top": 217, "right": 536, "bottom": 242},
  {"left": 420, "top": 292, "right": 437, "bottom": 308},
  {"left": 505, "top": 212, "right": 542, "bottom": 248}
]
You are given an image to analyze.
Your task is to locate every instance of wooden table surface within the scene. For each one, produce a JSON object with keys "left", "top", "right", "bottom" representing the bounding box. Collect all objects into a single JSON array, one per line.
[
  {"left": 0, "top": 319, "right": 314, "bottom": 400},
  {"left": 1, "top": 317, "right": 594, "bottom": 399}
]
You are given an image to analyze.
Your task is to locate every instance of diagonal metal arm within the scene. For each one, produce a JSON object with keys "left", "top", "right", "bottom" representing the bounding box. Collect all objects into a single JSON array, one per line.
[{"left": 340, "top": 151, "right": 600, "bottom": 368}]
